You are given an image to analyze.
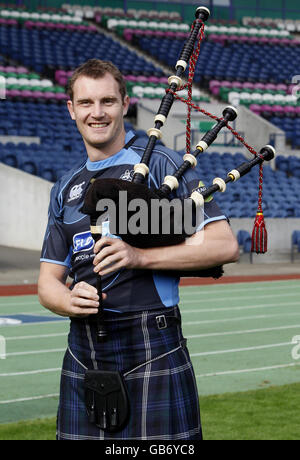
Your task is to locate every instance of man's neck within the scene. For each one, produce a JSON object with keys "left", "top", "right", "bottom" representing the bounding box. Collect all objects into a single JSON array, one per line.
[{"left": 85, "top": 132, "right": 126, "bottom": 162}]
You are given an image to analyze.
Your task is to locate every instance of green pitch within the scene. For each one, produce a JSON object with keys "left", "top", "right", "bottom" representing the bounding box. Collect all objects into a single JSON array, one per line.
[{"left": 0, "top": 280, "right": 299, "bottom": 439}]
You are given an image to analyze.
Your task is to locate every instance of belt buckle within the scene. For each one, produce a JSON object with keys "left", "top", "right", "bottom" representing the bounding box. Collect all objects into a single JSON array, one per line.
[{"left": 156, "top": 315, "right": 167, "bottom": 330}]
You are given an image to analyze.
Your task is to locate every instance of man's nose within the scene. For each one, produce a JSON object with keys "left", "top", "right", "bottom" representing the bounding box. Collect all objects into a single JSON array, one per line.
[{"left": 91, "top": 102, "right": 105, "bottom": 118}]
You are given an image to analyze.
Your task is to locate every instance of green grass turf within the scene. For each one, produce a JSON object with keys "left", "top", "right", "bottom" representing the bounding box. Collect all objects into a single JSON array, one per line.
[{"left": 0, "top": 382, "right": 299, "bottom": 440}]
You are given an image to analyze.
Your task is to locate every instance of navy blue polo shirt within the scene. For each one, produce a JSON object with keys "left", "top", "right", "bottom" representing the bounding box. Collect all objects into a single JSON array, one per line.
[{"left": 41, "top": 131, "right": 226, "bottom": 313}]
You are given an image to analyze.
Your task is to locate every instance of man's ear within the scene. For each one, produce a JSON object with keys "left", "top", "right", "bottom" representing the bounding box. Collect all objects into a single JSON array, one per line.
[
  {"left": 123, "top": 95, "right": 130, "bottom": 117},
  {"left": 67, "top": 100, "right": 76, "bottom": 120}
]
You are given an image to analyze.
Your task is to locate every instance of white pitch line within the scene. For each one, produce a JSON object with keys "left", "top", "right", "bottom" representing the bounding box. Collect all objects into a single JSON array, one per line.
[
  {"left": 183, "top": 311, "right": 300, "bottom": 326},
  {"left": 186, "top": 324, "right": 300, "bottom": 339},
  {"left": 181, "top": 291, "right": 299, "bottom": 304},
  {"left": 196, "top": 362, "right": 298, "bottom": 378},
  {"left": 0, "top": 393, "right": 59, "bottom": 404},
  {"left": 0, "top": 319, "right": 69, "bottom": 328},
  {"left": 0, "top": 368, "right": 61, "bottom": 377},
  {"left": 5, "top": 348, "right": 65, "bottom": 357},
  {"left": 5, "top": 332, "right": 68, "bottom": 341},
  {"left": 190, "top": 341, "right": 292, "bottom": 357},
  {"left": 0, "top": 301, "right": 40, "bottom": 308},
  {"left": 182, "top": 301, "right": 300, "bottom": 314},
  {"left": 180, "top": 282, "right": 300, "bottom": 297}
]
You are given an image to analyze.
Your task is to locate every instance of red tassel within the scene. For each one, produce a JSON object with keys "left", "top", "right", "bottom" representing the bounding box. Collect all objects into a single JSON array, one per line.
[{"left": 251, "top": 212, "right": 267, "bottom": 254}]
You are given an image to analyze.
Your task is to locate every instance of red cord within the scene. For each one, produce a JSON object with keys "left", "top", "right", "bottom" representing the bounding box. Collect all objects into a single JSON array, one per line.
[{"left": 165, "top": 19, "right": 267, "bottom": 252}]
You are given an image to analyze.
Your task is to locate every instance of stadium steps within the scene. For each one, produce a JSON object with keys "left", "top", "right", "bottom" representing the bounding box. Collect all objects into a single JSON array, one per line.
[{"left": 87, "top": 19, "right": 213, "bottom": 103}]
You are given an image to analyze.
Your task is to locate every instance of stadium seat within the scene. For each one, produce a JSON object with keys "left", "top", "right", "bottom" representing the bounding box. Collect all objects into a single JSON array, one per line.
[
  {"left": 237, "top": 229, "right": 253, "bottom": 263},
  {"left": 291, "top": 230, "right": 300, "bottom": 262}
]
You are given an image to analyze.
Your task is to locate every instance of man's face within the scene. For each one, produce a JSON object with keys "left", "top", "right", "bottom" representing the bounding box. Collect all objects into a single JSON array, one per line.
[{"left": 67, "top": 73, "right": 129, "bottom": 157}]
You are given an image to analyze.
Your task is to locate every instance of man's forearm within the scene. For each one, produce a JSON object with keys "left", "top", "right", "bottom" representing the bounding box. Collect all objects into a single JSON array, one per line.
[
  {"left": 38, "top": 275, "right": 71, "bottom": 317},
  {"left": 139, "top": 231, "right": 239, "bottom": 271}
]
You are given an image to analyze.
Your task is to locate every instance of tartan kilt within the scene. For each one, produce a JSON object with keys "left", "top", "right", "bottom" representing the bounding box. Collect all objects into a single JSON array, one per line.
[{"left": 56, "top": 306, "right": 202, "bottom": 440}]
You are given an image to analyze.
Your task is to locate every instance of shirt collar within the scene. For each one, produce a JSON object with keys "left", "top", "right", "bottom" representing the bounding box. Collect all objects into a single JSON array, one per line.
[{"left": 86, "top": 130, "right": 136, "bottom": 171}]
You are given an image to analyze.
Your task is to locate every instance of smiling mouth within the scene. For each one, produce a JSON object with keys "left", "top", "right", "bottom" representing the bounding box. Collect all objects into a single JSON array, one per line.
[{"left": 88, "top": 122, "right": 110, "bottom": 128}]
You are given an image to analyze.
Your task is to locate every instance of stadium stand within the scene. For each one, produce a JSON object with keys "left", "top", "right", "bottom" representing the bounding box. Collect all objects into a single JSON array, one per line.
[
  {"left": 291, "top": 230, "right": 300, "bottom": 262},
  {"left": 237, "top": 229, "right": 253, "bottom": 263},
  {"left": 1, "top": 2, "right": 300, "bottom": 224}
]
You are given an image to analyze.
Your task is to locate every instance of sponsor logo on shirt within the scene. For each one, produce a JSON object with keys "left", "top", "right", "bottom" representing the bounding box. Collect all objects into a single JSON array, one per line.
[
  {"left": 192, "top": 180, "right": 213, "bottom": 203},
  {"left": 120, "top": 169, "right": 134, "bottom": 181},
  {"left": 73, "top": 231, "right": 94, "bottom": 254},
  {"left": 68, "top": 181, "right": 85, "bottom": 202}
]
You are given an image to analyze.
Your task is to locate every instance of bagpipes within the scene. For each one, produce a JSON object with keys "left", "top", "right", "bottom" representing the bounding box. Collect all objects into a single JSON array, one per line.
[{"left": 80, "top": 6, "right": 275, "bottom": 342}]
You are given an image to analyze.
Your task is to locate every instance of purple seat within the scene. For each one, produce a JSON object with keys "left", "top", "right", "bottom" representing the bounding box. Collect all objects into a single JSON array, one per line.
[
  {"left": 284, "top": 106, "right": 297, "bottom": 116},
  {"left": 125, "top": 75, "right": 137, "bottom": 82},
  {"left": 55, "top": 70, "right": 65, "bottom": 80},
  {"left": 231, "top": 81, "right": 243, "bottom": 89},
  {"left": 35, "top": 21, "right": 46, "bottom": 29},
  {"left": 269, "top": 38, "right": 281, "bottom": 46},
  {"left": 95, "top": 13, "right": 101, "bottom": 23},
  {"left": 260, "top": 104, "right": 273, "bottom": 112},
  {"left": 20, "top": 90, "right": 34, "bottom": 98},
  {"left": 69, "top": 24, "right": 80, "bottom": 32},
  {"left": 136, "top": 76, "right": 148, "bottom": 83},
  {"left": 220, "top": 80, "right": 232, "bottom": 88},
  {"left": 253, "top": 82, "right": 266, "bottom": 91},
  {"left": 123, "top": 29, "right": 133, "bottom": 41},
  {"left": 24, "top": 20, "right": 34, "bottom": 29},
  {"left": 6, "top": 89, "right": 22, "bottom": 98},
  {"left": 271, "top": 105, "right": 285, "bottom": 116},
  {"left": 56, "top": 23, "right": 66, "bottom": 31},
  {"left": 45, "top": 22, "right": 57, "bottom": 30},
  {"left": 243, "top": 82, "right": 255, "bottom": 90},
  {"left": 228, "top": 35, "right": 240, "bottom": 43},
  {"left": 276, "top": 84, "right": 288, "bottom": 92},
  {"left": 31, "top": 91, "right": 44, "bottom": 99},
  {"left": 281, "top": 38, "right": 293, "bottom": 46},
  {"left": 209, "top": 80, "right": 220, "bottom": 90},
  {"left": 42, "top": 91, "right": 56, "bottom": 100},
  {"left": 54, "top": 93, "right": 68, "bottom": 101},
  {"left": 240, "top": 36, "right": 250, "bottom": 44},
  {"left": 5, "top": 66, "right": 17, "bottom": 73},
  {"left": 148, "top": 76, "right": 159, "bottom": 83},
  {"left": 6, "top": 19, "right": 18, "bottom": 26},
  {"left": 57, "top": 77, "right": 68, "bottom": 86},
  {"left": 248, "top": 36, "right": 259, "bottom": 44},
  {"left": 260, "top": 37, "right": 269, "bottom": 45},
  {"left": 159, "top": 77, "right": 168, "bottom": 85},
  {"left": 88, "top": 25, "right": 98, "bottom": 33},
  {"left": 16, "top": 67, "right": 28, "bottom": 74},
  {"left": 265, "top": 83, "right": 276, "bottom": 92},
  {"left": 249, "top": 104, "right": 262, "bottom": 115}
]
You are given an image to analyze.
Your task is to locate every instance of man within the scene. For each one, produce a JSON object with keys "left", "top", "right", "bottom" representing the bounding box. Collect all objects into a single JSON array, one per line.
[{"left": 38, "top": 59, "right": 239, "bottom": 440}]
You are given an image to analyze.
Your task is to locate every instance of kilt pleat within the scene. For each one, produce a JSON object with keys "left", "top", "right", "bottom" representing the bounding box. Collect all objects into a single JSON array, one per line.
[{"left": 56, "top": 307, "right": 202, "bottom": 440}]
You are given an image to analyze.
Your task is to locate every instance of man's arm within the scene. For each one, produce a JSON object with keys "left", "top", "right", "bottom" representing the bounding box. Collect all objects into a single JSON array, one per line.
[
  {"left": 38, "top": 262, "right": 102, "bottom": 318},
  {"left": 92, "top": 219, "right": 239, "bottom": 276}
]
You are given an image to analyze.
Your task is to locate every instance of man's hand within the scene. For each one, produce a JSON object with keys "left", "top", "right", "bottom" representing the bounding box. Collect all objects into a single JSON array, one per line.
[
  {"left": 69, "top": 281, "right": 107, "bottom": 318},
  {"left": 93, "top": 237, "right": 144, "bottom": 276}
]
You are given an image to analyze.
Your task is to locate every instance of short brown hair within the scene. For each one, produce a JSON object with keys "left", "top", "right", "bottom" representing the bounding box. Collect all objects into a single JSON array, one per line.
[{"left": 67, "top": 59, "right": 127, "bottom": 101}]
